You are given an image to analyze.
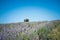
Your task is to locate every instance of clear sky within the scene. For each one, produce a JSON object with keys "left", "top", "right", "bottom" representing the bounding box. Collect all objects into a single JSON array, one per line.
[{"left": 0, "top": 0, "right": 60, "bottom": 24}]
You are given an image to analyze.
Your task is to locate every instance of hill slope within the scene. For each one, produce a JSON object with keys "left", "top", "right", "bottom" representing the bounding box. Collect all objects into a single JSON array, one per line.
[{"left": 0, "top": 20, "right": 60, "bottom": 40}]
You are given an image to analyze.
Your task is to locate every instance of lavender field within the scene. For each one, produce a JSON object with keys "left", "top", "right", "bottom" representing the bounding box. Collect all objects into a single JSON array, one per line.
[{"left": 0, "top": 20, "right": 60, "bottom": 40}]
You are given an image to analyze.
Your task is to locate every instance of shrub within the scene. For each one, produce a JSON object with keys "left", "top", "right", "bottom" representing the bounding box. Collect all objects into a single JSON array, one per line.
[{"left": 24, "top": 18, "right": 29, "bottom": 22}]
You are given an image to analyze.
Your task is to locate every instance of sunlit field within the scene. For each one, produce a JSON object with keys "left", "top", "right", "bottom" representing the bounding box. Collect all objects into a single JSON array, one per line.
[
  {"left": 0, "top": 0, "right": 60, "bottom": 40},
  {"left": 0, "top": 20, "right": 60, "bottom": 40}
]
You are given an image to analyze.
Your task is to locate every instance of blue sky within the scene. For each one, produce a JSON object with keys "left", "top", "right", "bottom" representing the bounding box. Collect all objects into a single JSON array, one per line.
[{"left": 0, "top": 0, "right": 60, "bottom": 24}]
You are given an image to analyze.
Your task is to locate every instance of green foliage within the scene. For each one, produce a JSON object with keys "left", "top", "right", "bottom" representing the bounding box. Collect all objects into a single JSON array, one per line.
[
  {"left": 0, "top": 20, "right": 60, "bottom": 40},
  {"left": 0, "top": 27, "right": 2, "bottom": 32},
  {"left": 37, "top": 28, "right": 48, "bottom": 40},
  {"left": 24, "top": 18, "right": 29, "bottom": 22},
  {"left": 22, "top": 35, "right": 29, "bottom": 40},
  {"left": 47, "top": 23, "right": 60, "bottom": 40},
  {"left": 36, "top": 22, "right": 60, "bottom": 40},
  {"left": 15, "top": 32, "right": 21, "bottom": 40},
  {"left": 37, "top": 28, "right": 48, "bottom": 35}
]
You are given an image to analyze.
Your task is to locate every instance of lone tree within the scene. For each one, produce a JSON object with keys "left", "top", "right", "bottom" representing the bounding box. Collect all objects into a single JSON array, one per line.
[{"left": 24, "top": 18, "right": 29, "bottom": 22}]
